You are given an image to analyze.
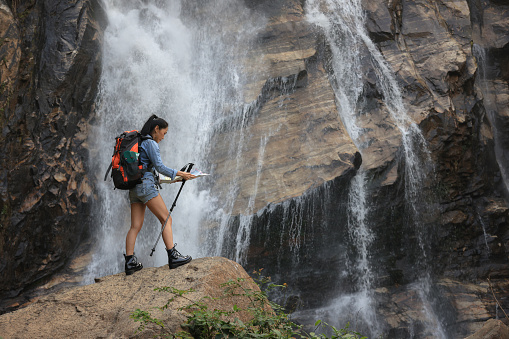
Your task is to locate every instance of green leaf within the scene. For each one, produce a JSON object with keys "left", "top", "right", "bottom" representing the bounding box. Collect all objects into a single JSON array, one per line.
[{"left": 131, "top": 276, "right": 367, "bottom": 339}]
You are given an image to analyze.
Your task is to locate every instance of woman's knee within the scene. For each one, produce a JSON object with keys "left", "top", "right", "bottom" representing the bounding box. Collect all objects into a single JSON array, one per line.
[
  {"left": 160, "top": 215, "right": 172, "bottom": 226},
  {"left": 129, "top": 222, "right": 143, "bottom": 234}
]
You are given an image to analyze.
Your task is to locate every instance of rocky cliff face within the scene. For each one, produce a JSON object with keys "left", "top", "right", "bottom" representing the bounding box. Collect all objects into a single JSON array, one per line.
[
  {"left": 186, "top": 0, "right": 361, "bottom": 215},
  {"left": 203, "top": 0, "right": 509, "bottom": 337},
  {"left": 0, "top": 0, "right": 106, "bottom": 308},
  {"left": 363, "top": 0, "right": 509, "bottom": 293},
  {"left": 1, "top": 0, "right": 508, "bottom": 337}
]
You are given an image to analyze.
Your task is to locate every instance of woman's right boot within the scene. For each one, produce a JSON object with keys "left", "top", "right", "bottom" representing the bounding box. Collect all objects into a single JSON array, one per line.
[
  {"left": 124, "top": 254, "right": 143, "bottom": 275},
  {"left": 167, "top": 244, "right": 192, "bottom": 269}
]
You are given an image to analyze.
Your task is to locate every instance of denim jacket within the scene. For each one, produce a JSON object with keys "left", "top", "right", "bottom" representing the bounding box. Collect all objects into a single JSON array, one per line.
[{"left": 139, "top": 137, "right": 177, "bottom": 181}]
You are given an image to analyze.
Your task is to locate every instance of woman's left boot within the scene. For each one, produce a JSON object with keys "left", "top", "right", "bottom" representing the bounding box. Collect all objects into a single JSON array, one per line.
[
  {"left": 124, "top": 254, "right": 143, "bottom": 275},
  {"left": 167, "top": 244, "right": 192, "bottom": 269}
]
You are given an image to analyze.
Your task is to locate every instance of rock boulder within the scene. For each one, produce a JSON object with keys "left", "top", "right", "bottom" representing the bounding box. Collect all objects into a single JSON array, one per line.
[
  {"left": 0, "top": 257, "right": 262, "bottom": 339},
  {"left": 465, "top": 318, "right": 509, "bottom": 339}
]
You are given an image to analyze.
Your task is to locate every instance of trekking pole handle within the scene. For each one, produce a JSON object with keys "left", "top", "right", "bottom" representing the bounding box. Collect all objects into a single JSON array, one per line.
[
  {"left": 171, "top": 163, "right": 194, "bottom": 211},
  {"left": 149, "top": 163, "right": 194, "bottom": 256}
]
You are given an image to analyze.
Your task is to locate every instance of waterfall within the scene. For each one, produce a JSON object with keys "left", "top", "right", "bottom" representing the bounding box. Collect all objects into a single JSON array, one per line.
[
  {"left": 85, "top": 0, "right": 453, "bottom": 337},
  {"left": 306, "top": 0, "right": 445, "bottom": 337},
  {"left": 85, "top": 0, "right": 263, "bottom": 282},
  {"left": 473, "top": 43, "right": 509, "bottom": 196},
  {"left": 233, "top": 131, "right": 277, "bottom": 263}
]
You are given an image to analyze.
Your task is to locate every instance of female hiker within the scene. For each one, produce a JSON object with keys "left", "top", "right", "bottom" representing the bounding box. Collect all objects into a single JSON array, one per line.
[{"left": 124, "top": 114, "right": 196, "bottom": 275}]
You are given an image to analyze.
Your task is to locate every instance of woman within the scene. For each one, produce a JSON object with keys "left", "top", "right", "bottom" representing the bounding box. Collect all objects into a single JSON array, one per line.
[{"left": 124, "top": 114, "right": 196, "bottom": 275}]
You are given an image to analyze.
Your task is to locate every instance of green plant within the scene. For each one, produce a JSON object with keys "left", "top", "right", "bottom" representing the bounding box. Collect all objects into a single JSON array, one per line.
[
  {"left": 130, "top": 286, "right": 194, "bottom": 336},
  {"left": 177, "top": 277, "right": 301, "bottom": 338},
  {"left": 131, "top": 308, "right": 166, "bottom": 334},
  {"left": 131, "top": 274, "right": 367, "bottom": 339},
  {"left": 308, "top": 320, "right": 367, "bottom": 339}
]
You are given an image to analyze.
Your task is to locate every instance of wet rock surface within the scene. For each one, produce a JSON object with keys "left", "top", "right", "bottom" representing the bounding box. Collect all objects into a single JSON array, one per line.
[
  {"left": 466, "top": 318, "right": 509, "bottom": 339},
  {"left": 206, "top": 0, "right": 361, "bottom": 214},
  {"left": 0, "top": 0, "right": 106, "bottom": 310},
  {"left": 207, "top": 0, "right": 509, "bottom": 337}
]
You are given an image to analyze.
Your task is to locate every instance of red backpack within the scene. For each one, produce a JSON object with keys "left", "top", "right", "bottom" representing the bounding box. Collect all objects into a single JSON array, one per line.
[{"left": 104, "top": 130, "right": 149, "bottom": 190}]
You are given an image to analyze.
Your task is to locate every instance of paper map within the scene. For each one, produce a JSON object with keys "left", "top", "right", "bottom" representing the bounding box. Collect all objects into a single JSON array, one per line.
[{"left": 159, "top": 169, "right": 209, "bottom": 184}]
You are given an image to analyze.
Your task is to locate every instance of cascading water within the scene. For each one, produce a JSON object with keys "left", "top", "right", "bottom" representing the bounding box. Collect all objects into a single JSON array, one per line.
[
  {"left": 473, "top": 43, "right": 509, "bottom": 196},
  {"left": 86, "top": 0, "right": 453, "bottom": 337},
  {"left": 305, "top": 0, "right": 445, "bottom": 337},
  {"left": 208, "top": 79, "right": 296, "bottom": 264},
  {"left": 85, "top": 0, "right": 264, "bottom": 282},
  {"left": 233, "top": 130, "right": 278, "bottom": 264}
]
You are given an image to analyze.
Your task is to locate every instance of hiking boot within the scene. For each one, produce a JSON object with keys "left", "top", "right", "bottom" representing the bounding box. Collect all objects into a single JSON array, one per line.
[
  {"left": 167, "top": 244, "right": 192, "bottom": 269},
  {"left": 124, "top": 254, "right": 143, "bottom": 275}
]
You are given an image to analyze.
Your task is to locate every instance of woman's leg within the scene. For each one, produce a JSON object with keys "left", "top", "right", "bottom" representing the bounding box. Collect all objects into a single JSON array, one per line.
[
  {"left": 146, "top": 194, "right": 191, "bottom": 269},
  {"left": 126, "top": 202, "right": 146, "bottom": 255},
  {"left": 145, "top": 194, "right": 173, "bottom": 249}
]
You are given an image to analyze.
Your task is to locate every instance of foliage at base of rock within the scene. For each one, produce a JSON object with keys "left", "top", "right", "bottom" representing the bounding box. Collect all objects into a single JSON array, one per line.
[{"left": 131, "top": 273, "right": 367, "bottom": 339}]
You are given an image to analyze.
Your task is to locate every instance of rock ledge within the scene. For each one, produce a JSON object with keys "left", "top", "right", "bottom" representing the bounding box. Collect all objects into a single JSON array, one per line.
[{"left": 0, "top": 257, "right": 259, "bottom": 339}]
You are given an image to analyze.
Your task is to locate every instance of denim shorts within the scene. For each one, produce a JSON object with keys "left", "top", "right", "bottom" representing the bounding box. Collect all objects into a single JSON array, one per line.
[{"left": 129, "top": 177, "right": 159, "bottom": 204}]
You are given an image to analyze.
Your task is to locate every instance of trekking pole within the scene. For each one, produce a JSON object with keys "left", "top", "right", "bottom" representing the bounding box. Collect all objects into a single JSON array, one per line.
[{"left": 150, "top": 163, "right": 194, "bottom": 256}]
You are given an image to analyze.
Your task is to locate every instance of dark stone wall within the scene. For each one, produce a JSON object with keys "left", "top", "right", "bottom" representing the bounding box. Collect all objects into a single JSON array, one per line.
[
  {"left": 241, "top": 168, "right": 357, "bottom": 309},
  {"left": 0, "top": 0, "right": 107, "bottom": 309}
]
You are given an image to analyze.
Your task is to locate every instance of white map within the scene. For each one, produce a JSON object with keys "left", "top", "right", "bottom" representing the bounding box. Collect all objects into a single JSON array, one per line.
[{"left": 159, "top": 169, "right": 209, "bottom": 184}]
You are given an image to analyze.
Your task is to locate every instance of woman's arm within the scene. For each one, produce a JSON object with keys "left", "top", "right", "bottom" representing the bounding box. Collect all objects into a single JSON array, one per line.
[
  {"left": 143, "top": 140, "right": 197, "bottom": 181},
  {"left": 144, "top": 140, "right": 178, "bottom": 179}
]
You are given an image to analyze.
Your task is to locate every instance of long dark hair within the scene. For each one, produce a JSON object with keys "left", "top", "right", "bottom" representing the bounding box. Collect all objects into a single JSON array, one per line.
[{"left": 140, "top": 114, "right": 168, "bottom": 136}]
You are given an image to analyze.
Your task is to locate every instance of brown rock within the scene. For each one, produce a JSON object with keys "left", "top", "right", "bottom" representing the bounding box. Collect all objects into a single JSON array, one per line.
[
  {"left": 482, "top": 5, "right": 509, "bottom": 49},
  {"left": 211, "top": 66, "right": 359, "bottom": 214},
  {"left": 0, "top": 257, "right": 263, "bottom": 339},
  {"left": 465, "top": 319, "right": 509, "bottom": 339},
  {"left": 208, "top": 1, "right": 360, "bottom": 214},
  {"left": 0, "top": 1, "right": 21, "bottom": 99},
  {"left": 441, "top": 210, "right": 468, "bottom": 224},
  {"left": 375, "top": 279, "right": 508, "bottom": 338}
]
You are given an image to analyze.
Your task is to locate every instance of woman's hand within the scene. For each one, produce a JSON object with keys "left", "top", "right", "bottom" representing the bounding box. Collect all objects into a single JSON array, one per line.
[{"left": 176, "top": 171, "right": 197, "bottom": 181}]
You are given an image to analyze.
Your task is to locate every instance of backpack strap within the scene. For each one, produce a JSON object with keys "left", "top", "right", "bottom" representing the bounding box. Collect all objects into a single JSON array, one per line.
[{"left": 104, "top": 162, "right": 113, "bottom": 181}]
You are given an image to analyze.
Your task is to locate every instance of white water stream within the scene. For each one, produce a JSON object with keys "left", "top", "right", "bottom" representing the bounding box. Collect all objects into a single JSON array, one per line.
[
  {"left": 306, "top": 0, "right": 444, "bottom": 337},
  {"left": 85, "top": 0, "right": 263, "bottom": 282},
  {"left": 473, "top": 43, "right": 509, "bottom": 196}
]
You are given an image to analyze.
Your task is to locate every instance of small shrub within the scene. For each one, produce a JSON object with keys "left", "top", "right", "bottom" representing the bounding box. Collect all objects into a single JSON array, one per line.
[
  {"left": 309, "top": 320, "right": 367, "bottom": 339},
  {"left": 130, "top": 273, "right": 367, "bottom": 339}
]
